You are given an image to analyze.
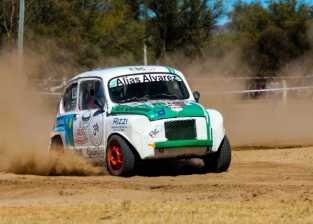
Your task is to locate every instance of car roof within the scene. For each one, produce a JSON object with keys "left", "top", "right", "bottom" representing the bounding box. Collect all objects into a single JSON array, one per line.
[{"left": 68, "top": 65, "right": 185, "bottom": 83}]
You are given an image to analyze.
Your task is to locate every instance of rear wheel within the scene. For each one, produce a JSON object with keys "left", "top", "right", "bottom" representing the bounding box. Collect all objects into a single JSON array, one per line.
[
  {"left": 50, "top": 136, "right": 64, "bottom": 154},
  {"left": 203, "top": 136, "right": 231, "bottom": 172},
  {"left": 106, "top": 135, "right": 136, "bottom": 177}
]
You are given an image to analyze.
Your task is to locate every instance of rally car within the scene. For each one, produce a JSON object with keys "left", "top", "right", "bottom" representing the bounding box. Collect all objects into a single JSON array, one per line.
[{"left": 50, "top": 66, "right": 231, "bottom": 176}]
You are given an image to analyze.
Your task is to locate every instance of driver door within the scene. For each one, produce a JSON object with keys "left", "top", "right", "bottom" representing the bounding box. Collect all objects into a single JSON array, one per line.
[{"left": 73, "top": 78, "right": 106, "bottom": 162}]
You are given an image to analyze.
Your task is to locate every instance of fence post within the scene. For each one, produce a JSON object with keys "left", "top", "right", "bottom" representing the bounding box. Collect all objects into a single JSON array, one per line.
[{"left": 282, "top": 79, "right": 287, "bottom": 106}]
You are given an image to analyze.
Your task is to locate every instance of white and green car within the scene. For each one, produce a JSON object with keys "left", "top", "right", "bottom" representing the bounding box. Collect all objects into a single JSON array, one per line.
[{"left": 50, "top": 66, "right": 231, "bottom": 176}]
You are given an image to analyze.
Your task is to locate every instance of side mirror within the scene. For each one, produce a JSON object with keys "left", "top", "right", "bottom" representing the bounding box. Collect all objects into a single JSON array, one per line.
[
  {"left": 193, "top": 91, "right": 200, "bottom": 102},
  {"left": 94, "top": 98, "right": 105, "bottom": 113}
]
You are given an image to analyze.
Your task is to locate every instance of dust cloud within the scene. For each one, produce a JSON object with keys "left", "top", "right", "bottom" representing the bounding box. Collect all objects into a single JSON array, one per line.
[
  {"left": 164, "top": 51, "right": 313, "bottom": 147},
  {"left": 220, "top": 100, "right": 313, "bottom": 146},
  {"left": 0, "top": 51, "right": 101, "bottom": 175},
  {"left": 1, "top": 45, "right": 313, "bottom": 177}
]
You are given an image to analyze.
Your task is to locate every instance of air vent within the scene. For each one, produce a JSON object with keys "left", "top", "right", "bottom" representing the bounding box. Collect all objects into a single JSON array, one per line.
[{"left": 165, "top": 119, "right": 196, "bottom": 140}]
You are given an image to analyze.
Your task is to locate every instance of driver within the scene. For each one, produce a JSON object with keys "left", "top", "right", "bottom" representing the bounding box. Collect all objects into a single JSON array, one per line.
[{"left": 87, "top": 82, "right": 105, "bottom": 109}]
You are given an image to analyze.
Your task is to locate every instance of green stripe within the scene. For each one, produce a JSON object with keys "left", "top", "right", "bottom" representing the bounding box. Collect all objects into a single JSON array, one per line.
[
  {"left": 165, "top": 66, "right": 175, "bottom": 74},
  {"left": 155, "top": 140, "right": 210, "bottom": 149},
  {"left": 111, "top": 101, "right": 206, "bottom": 121},
  {"left": 165, "top": 66, "right": 172, "bottom": 73},
  {"left": 203, "top": 109, "right": 213, "bottom": 145}
]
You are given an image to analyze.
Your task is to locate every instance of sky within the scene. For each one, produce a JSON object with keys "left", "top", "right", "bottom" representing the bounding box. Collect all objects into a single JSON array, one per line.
[{"left": 217, "top": 0, "right": 265, "bottom": 25}]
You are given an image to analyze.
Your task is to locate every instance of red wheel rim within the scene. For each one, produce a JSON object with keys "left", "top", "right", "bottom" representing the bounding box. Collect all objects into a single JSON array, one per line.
[{"left": 108, "top": 140, "right": 123, "bottom": 171}]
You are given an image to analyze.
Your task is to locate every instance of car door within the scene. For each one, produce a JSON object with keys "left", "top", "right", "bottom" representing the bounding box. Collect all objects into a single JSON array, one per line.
[{"left": 73, "top": 78, "right": 106, "bottom": 162}]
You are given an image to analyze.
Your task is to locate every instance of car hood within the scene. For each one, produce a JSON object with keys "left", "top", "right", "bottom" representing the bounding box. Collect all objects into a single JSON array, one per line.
[{"left": 110, "top": 100, "right": 207, "bottom": 121}]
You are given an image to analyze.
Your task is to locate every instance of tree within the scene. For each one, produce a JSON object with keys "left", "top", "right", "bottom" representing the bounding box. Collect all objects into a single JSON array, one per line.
[
  {"left": 146, "top": 0, "right": 223, "bottom": 59},
  {"left": 0, "top": 0, "right": 18, "bottom": 45},
  {"left": 231, "top": 0, "right": 313, "bottom": 76},
  {"left": 23, "top": 0, "right": 145, "bottom": 68}
]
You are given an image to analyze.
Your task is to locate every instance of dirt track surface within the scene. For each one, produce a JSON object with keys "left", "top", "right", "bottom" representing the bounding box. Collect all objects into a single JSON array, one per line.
[{"left": 1, "top": 147, "right": 313, "bottom": 224}]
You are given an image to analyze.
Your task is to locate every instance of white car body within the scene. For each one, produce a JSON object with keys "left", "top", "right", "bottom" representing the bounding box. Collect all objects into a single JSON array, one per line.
[{"left": 50, "top": 65, "right": 225, "bottom": 164}]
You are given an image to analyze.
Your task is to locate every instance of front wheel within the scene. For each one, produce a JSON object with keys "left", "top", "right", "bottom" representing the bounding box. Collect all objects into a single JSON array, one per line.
[
  {"left": 106, "top": 135, "right": 136, "bottom": 177},
  {"left": 203, "top": 136, "right": 231, "bottom": 172}
]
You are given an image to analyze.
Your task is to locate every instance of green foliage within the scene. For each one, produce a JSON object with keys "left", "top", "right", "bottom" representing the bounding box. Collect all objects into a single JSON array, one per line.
[
  {"left": 0, "top": 0, "right": 312, "bottom": 77},
  {"left": 231, "top": 0, "right": 313, "bottom": 75},
  {"left": 146, "top": 0, "right": 223, "bottom": 58},
  {"left": 0, "top": 0, "right": 18, "bottom": 44},
  {"left": 24, "top": 0, "right": 145, "bottom": 68}
]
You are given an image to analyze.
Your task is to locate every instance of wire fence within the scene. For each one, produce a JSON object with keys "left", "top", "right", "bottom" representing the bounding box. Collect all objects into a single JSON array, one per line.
[{"left": 32, "top": 74, "right": 313, "bottom": 102}]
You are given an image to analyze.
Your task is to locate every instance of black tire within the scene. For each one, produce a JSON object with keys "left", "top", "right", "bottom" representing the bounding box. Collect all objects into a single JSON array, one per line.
[
  {"left": 203, "top": 136, "right": 231, "bottom": 172},
  {"left": 50, "top": 136, "right": 64, "bottom": 154},
  {"left": 106, "top": 135, "right": 136, "bottom": 177}
]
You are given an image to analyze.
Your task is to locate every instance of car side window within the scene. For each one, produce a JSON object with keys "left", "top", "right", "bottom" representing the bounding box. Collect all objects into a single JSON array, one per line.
[
  {"left": 79, "top": 80, "right": 105, "bottom": 110},
  {"left": 63, "top": 83, "right": 78, "bottom": 112}
]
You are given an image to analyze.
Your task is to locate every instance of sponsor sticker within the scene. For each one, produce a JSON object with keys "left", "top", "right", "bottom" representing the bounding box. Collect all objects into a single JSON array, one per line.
[
  {"left": 81, "top": 111, "right": 92, "bottom": 128},
  {"left": 166, "top": 101, "right": 187, "bottom": 108},
  {"left": 149, "top": 125, "right": 163, "bottom": 138},
  {"left": 149, "top": 128, "right": 160, "bottom": 138},
  {"left": 112, "top": 118, "right": 128, "bottom": 131},
  {"left": 86, "top": 148, "right": 105, "bottom": 159},
  {"left": 129, "top": 66, "right": 156, "bottom": 72},
  {"left": 75, "top": 128, "right": 88, "bottom": 145},
  {"left": 157, "top": 108, "right": 166, "bottom": 116},
  {"left": 109, "top": 74, "right": 181, "bottom": 88},
  {"left": 88, "top": 119, "right": 103, "bottom": 146},
  {"left": 165, "top": 101, "right": 187, "bottom": 112}
]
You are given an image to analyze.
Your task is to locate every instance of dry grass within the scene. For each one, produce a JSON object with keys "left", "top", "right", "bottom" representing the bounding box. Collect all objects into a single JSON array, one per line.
[
  {"left": 1, "top": 148, "right": 313, "bottom": 223},
  {"left": 1, "top": 200, "right": 313, "bottom": 224}
]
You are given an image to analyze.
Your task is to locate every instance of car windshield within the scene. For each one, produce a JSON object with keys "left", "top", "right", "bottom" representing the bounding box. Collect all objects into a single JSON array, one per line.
[{"left": 108, "top": 73, "right": 190, "bottom": 103}]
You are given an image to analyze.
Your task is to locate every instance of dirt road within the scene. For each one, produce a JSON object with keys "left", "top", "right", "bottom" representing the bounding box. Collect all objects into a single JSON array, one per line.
[{"left": 0, "top": 147, "right": 313, "bottom": 224}]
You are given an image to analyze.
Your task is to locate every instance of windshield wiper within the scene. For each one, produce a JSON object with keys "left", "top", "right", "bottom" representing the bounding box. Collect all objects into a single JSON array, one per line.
[
  {"left": 118, "top": 93, "right": 178, "bottom": 103},
  {"left": 150, "top": 93, "right": 179, "bottom": 100},
  {"left": 119, "top": 95, "right": 149, "bottom": 103}
]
